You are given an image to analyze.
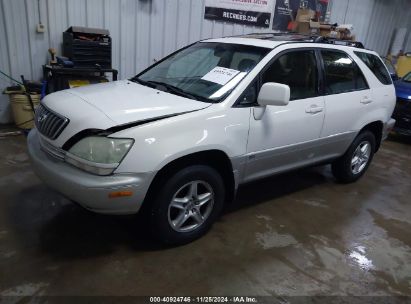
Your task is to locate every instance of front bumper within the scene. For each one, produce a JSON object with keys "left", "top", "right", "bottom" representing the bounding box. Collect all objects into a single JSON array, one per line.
[
  {"left": 27, "top": 129, "right": 154, "bottom": 215},
  {"left": 392, "top": 127, "right": 411, "bottom": 137}
]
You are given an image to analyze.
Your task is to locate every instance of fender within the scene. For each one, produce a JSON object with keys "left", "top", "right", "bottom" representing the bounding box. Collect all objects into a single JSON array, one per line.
[{"left": 62, "top": 110, "right": 199, "bottom": 151}]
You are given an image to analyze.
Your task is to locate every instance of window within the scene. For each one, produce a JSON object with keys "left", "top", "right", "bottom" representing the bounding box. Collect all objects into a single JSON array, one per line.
[
  {"left": 238, "top": 82, "right": 258, "bottom": 106},
  {"left": 262, "top": 50, "right": 318, "bottom": 100},
  {"left": 321, "top": 50, "right": 369, "bottom": 94},
  {"left": 354, "top": 51, "right": 392, "bottom": 85},
  {"left": 403, "top": 72, "right": 411, "bottom": 83},
  {"left": 136, "top": 42, "right": 270, "bottom": 102},
  {"left": 167, "top": 48, "right": 220, "bottom": 79}
]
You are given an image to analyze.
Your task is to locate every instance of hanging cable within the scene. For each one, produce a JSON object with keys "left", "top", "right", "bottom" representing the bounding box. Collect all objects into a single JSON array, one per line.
[
  {"left": 38, "top": 0, "right": 42, "bottom": 24},
  {"left": 0, "top": 69, "right": 23, "bottom": 85}
]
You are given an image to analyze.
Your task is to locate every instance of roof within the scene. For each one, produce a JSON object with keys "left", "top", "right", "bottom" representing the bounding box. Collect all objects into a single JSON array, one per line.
[{"left": 203, "top": 32, "right": 365, "bottom": 50}]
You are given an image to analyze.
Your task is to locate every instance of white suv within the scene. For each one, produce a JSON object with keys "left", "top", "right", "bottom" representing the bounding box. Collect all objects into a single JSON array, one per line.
[{"left": 28, "top": 34, "right": 396, "bottom": 244}]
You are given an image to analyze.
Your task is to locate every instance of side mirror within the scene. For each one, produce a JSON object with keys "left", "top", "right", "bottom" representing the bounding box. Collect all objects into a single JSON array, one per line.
[{"left": 257, "top": 83, "right": 290, "bottom": 107}]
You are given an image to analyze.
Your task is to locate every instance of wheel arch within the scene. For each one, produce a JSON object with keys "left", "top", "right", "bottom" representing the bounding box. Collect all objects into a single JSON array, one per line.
[
  {"left": 358, "top": 120, "right": 384, "bottom": 152},
  {"left": 144, "top": 149, "right": 236, "bottom": 208}
]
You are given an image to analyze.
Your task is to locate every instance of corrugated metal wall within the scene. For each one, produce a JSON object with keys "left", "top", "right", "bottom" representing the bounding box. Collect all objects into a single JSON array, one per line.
[
  {"left": 0, "top": 0, "right": 270, "bottom": 87},
  {"left": 0, "top": 0, "right": 270, "bottom": 123},
  {"left": 329, "top": 0, "right": 411, "bottom": 56},
  {"left": 1, "top": 0, "right": 410, "bottom": 85},
  {"left": 1, "top": 0, "right": 411, "bottom": 123}
]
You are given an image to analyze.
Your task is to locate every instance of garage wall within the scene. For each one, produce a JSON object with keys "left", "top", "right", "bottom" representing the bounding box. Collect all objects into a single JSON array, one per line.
[
  {"left": 0, "top": 0, "right": 269, "bottom": 123},
  {"left": 1, "top": 0, "right": 411, "bottom": 123},
  {"left": 0, "top": 0, "right": 268, "bottom": 87},
  {"left": 329, "top": 0, "right": 411, "bottom": 56},
  {"left": 406, "top": 32, "right": 411, "bottom": 53},
  {"left": 1, "top": 0, "right": 411, "bottom": 84}
]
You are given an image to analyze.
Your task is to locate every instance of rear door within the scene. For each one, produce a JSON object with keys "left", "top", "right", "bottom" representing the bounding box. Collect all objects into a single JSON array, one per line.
[{"left": 319, "top": 50, "right": 371, "bottom": 141}]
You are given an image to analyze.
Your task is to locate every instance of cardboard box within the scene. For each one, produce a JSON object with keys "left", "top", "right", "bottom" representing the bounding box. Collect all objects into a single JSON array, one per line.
[
  {"left": 319, "top": 23, "right": 332, "bottom": 30},
  {"left": 329, "top": 30, "right": 341, "bottom": 39},
  {"left": 296, "top": 22, "right": 311, "bottom": 35},
  {"left": 310, "top": 20, "right": 320, "bottom": 29},
  {"left": 295, "top": 21, "right": 321, "bottom": 35},
  {"left": 296, "top": 8, "right": 315, "bottom": 23},
  {"left": 320, "top": 29, "right": 330, "bottom": 37}
]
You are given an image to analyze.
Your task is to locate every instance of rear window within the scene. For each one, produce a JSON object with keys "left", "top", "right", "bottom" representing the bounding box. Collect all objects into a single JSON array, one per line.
[{"left": 354, "top": 51, "right": 392, "bottom": 85}]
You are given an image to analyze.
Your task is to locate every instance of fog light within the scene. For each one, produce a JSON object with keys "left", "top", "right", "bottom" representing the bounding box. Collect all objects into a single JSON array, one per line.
[{"left": 108, "top": 191, "right": 133, "bottom": 199}]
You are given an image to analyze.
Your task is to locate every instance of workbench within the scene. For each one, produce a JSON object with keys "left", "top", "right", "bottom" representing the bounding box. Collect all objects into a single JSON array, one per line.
[{"left": 43, "top": 65, "right": 119, "bottom": 94}]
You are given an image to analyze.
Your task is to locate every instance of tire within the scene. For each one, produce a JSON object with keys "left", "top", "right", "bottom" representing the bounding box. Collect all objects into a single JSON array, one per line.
[
  {"left": 332, "top": 130, "right": 376, "bottom": 184},
  {"left": 148, "top": 165, "right": 225, "bottom": 245}
]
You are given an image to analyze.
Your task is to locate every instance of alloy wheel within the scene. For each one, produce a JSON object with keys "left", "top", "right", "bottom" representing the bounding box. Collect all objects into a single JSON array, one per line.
[
  {"left": 351, "top": 141, "right": 371, "bottom": 175},
  {"left": 167, "top": 180, "right": 214, "bottom": 233}
]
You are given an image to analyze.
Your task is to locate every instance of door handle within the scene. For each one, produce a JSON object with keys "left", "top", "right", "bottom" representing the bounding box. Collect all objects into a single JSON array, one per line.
[
  {"left": 306, "top": 105, "right": 324, "bottom": 114},
  {"left": 361, "top": 97, "right": 373, "bottom": 104}
]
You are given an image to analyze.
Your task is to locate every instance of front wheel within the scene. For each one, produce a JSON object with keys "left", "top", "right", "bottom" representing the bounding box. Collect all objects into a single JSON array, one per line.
[
  {"left": 332, "top": 131, "right": 376, "bottom": 183},
  {"left": 148, "top": 165, "right": 225, "bottom": 245}
]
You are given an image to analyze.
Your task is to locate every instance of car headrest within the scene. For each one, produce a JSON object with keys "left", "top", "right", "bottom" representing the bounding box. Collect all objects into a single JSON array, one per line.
[{"left": 238, "top": 58, "right": 257, "bottom": 72}]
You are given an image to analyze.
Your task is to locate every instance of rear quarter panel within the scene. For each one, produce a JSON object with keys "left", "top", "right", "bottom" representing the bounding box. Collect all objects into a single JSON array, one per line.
[{"left": 349, "top": 49, "right": 396, "bottom": 129}]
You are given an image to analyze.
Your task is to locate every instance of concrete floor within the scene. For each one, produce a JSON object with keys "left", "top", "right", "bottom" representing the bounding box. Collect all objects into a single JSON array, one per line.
[{"left": 0, "top": 129, "right": 411, "bottom": 297}]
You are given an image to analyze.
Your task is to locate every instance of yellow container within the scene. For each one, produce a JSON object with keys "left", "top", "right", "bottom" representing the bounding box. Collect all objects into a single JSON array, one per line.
[
  {"left": 397, "top": 55, "right": 411, "bottom": 77},
  {"left": 9, "top": 93, "right": 40, "bottom": 129}
]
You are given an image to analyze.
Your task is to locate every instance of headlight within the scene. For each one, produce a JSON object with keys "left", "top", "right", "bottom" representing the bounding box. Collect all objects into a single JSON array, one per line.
[{"left": 65, "top": 137, "right": 134, "bottom": 175}]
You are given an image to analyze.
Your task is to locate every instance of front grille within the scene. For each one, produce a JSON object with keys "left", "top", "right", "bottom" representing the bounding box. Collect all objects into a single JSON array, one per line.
[{"left": 35, "top": 104, "right": 69, "bottom": 140}]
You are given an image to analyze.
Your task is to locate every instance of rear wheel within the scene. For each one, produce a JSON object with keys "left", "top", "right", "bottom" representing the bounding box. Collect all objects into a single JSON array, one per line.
[
  {"left": 332, "top": 131, "right": 376, "bottom": 183},
  {"left": 148, "top": 165, "right": 225, "bottom": 245}
]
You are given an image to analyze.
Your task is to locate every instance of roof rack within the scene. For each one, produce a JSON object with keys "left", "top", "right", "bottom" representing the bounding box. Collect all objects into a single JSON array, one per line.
[
  {"left": 313, "top": 36, "right": 364, "bottom": 49},
  {"left": 236, "top": 32, "right": 365, "bottom": 49}
]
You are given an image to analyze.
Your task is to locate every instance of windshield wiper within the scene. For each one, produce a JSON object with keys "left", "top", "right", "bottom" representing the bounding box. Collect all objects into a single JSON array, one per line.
[
  {"left": 148, "top": 81, "right": 210, "bottom": 102},
  {"left": 130, "top": 77, "right": 156, "bottom": 88},
  {"left": 131, "top": 78, "right": 210, "bottom": 103}
]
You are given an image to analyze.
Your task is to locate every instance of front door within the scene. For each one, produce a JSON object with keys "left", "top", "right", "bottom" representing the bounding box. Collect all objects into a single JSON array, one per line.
[{"left": 244, "top": 49, "right": 325, "bottom": 182}]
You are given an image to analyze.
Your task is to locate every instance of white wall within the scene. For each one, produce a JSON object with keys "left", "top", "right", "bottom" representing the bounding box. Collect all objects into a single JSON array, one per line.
[
  {"left": 329, "top": 0, "right": 411, "bottom": 56},
  {"left": 0, "top": 0, "right": 270, "bottom": 84},
  {"left": 1, "top": 0, "right": 411, "bottom": 123},
  {"left": 0, "top": 0, "right": 269, "bottom": 123}
]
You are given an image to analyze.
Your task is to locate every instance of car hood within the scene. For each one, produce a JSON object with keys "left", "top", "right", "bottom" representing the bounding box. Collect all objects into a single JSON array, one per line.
[
  {"left": 41, "top": 80, "right": 211, "bottom": 147},
  {"left": 394, "top": 80, "right": 411, "bottom": 100},
  {"left": 64, "top": 80, "right": 211, "bottom": 124}
]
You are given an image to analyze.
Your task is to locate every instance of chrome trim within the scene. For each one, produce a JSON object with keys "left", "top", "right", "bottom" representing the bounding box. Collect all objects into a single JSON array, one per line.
[
  {"left": 39, "top": 136, "right": 66, "bottom": 160},
  {"left": 65, "top": 152, "right": 119, "bottom": 175},
  {"left": 65, "top": 152, "right": 119, "bottom": 169},
  {"left": 242, "top": 131, "right": 357, "bottom": 183},
  {"left": 35, "top": 104, "right": 69, "bottom": 140}
]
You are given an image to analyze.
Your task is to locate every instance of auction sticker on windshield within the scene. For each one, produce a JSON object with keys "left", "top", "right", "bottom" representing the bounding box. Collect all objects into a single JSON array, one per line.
[{"left": 201, "top": 67, "right": 240, "bottom": 85}]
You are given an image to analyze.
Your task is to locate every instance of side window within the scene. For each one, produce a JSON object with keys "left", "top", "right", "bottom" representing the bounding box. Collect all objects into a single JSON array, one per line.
[
  {"left": 239, "top": 82, "right": 258, "bottom": 106},
  {"left": 356, "top": 66, "right": 369, "bottom": 91},
  {"left": 354, "top": 51, "right": 393, "bottom": 85},
  {"left": 262, "top": 50, "right": 318, "bottom": 100},
  {"left": 321, "top": 50, "right": 369, "bottom": 94}
]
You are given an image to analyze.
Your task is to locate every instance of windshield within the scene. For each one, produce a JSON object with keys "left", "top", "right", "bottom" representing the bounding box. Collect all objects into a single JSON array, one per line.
[
  {"left": 403, "top": 72, "right": 411, "bottom": 82},
  {"left": 132, "top": 42, "right": 270, "bottom": 102}
]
